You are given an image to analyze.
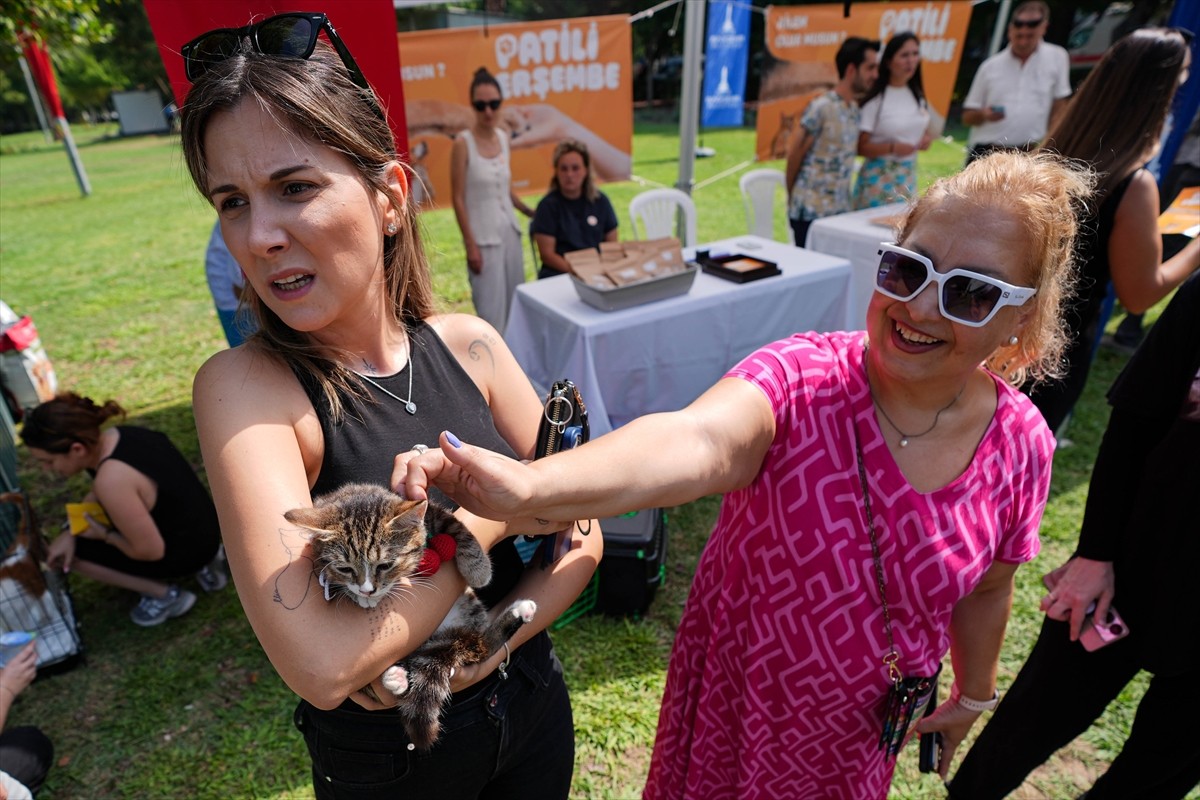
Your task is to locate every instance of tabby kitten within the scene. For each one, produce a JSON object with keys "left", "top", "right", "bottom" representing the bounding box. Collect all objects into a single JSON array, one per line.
[{"left": 284, "top": 483, "right": 536, "bottom": 749}]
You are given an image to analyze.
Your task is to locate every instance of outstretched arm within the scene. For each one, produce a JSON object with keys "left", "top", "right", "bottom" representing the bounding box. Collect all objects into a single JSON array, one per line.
[{"left": 398, "top": 376, "right": 777, "bottom": 524}]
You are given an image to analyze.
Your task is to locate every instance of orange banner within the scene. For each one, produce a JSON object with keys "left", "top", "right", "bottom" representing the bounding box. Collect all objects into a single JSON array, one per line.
[
  {"left": 757, "top": 2, "right": 972, "bottom": 161},
  {"left": 398, "top": 16, "right": 632, "bottom": 208}
]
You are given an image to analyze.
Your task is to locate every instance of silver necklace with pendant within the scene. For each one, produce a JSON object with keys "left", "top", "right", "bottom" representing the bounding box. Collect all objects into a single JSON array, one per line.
[
  {"left": 355, "top": 353, "right": 417, "bottom": 415},
  {"left": 871, "top": 383, "right": 963, "bottom": 447}
]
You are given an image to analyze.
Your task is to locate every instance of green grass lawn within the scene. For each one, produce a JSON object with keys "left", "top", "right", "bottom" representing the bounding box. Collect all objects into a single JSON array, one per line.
[{"left": 0, "top": 120, "right": 1172, "bottom": 799}]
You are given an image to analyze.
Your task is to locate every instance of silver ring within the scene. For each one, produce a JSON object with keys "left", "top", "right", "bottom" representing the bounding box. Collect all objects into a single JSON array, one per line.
[{"left": 411, "top": 444, "right": 429, "bottom": 455}]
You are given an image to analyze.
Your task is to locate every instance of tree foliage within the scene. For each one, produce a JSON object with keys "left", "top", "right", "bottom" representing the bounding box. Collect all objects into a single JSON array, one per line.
[
  {"left": 0, "top": 0, "right": 168, "bottom": 130},
  {"left": 0, "top": 0, "right": 112, "bottom": 49}
]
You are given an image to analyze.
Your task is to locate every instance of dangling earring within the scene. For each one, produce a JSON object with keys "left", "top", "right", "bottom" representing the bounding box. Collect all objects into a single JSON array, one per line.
[
  {"left": 386, "top": 222, "right": 398, "bottom": 235},
  {"left": 1008, "top": 335, "right": 1019, "bottom": 346}
]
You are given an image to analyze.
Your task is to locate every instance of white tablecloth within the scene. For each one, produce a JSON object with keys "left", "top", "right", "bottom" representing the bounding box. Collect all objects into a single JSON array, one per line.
[
  {"left": 505, "top": 235, "right": 852, "bottom": 437},
  {"left": 805, "top": 202, "right": 909, "bottom": 330}
]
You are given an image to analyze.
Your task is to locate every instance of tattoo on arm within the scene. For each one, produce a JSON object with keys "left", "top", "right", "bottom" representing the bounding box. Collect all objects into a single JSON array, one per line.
[
  {"left": 273, "top": 527, "right": 316, "bottom": 610},
  {"left": 468, "top": 336, "right": 497, "bottom": 373}
]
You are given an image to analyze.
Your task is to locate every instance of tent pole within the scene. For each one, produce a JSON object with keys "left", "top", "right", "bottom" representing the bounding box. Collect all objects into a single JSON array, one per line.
[{"left": 675, "top": 0, "right": 706, "bottom": 195}]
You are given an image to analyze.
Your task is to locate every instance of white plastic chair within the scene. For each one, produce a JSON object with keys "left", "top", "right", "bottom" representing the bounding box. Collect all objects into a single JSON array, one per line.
[
  {"left": 738, "top": 168, "right": 790, "bottom": 243},
  {"left": 628, "top": 188, "right": 698, "bottom": 248}
]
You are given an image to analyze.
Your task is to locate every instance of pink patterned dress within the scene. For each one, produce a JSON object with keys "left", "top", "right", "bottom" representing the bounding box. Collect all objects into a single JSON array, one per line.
[{"left": 643, "top": 332, "right": 1053, "bottom": 800}]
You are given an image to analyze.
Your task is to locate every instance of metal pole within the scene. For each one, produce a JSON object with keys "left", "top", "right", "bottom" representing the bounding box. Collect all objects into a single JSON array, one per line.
[
  {"left": 57, "top": 117, "right": 92, "bottom": 197},
  {"left": 675, "top": 0, "right": 706, "bottom": 195},
  {"left": 17, "top": 55, "right": 53, "bottom": 143},
  {"left": 988, "top": 0, "right": 1012, "bottom": 57}
]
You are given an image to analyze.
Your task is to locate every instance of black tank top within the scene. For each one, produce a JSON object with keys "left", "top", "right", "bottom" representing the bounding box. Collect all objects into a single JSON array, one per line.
[
  {"left": 93, "top": 426, "right": 220, "bottom": 569},
  {"left": 295, "top": 319, "right": 523, "bottom": 607}
]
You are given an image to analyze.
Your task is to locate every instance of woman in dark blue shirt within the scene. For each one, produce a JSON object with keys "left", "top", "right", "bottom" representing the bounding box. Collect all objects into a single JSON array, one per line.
[{"left": 531, "top": 139, "right": 619, "bottom": 279}]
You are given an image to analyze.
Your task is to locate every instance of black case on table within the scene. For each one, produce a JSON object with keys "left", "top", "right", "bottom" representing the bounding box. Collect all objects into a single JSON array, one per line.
[
  {"left": 697, "top": 253, "right": 781, "bottom": 284},
  {"left": 596, "top": 508, "right": 667, "bottom": 617}
]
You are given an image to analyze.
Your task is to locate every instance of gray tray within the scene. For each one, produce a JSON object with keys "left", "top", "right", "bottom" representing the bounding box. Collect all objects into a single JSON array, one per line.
[{"left": 570, "top": 264, "right": 699, "bottom": 312}]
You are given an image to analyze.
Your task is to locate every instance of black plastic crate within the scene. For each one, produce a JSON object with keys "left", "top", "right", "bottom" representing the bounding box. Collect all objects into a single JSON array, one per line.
[{"left": 596, "top": 509, "right": 667, "bottom": 617}]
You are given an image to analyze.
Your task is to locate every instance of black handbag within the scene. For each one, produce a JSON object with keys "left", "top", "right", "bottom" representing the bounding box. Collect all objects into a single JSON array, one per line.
[
  {"left": 529, "top": 380, "right": 591, "bottom": 567},
  {"left": 534, "top": 379, "right": 590, "bottom": 460}
]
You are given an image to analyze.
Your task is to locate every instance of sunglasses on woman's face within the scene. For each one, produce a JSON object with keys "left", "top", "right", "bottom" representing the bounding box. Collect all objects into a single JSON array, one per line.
[
  {"left": 182, "top": 12, "right": 370, "bottom": 95},
  {"left": 472, "top": 99, "right": 502, "bottom": 112},
  {"left": 875, "top": 243, "right": 1036, "bottom": 327}
]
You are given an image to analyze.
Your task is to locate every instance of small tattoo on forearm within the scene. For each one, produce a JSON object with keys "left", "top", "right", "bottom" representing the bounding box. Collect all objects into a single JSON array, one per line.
[{"left": 273, "top": 527, "right": 317, "bottom": 610}]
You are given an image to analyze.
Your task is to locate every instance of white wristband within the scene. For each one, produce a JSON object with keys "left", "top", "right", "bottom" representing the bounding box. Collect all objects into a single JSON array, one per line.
[{"left": 952, "top": 684, "right": 999, "bottom": 712}]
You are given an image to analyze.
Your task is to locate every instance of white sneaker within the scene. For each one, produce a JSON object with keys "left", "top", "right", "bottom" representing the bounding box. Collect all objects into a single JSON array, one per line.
[
  {"left": 195, "top": 545, "right": 228, "bottom": 593},
  {"left": 131, "top": 586, "right": 196, "bottom": 627}
]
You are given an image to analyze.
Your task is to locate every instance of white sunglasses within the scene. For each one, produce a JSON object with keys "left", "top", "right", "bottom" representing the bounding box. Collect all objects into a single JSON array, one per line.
[{"left": 874, "top": 243, "right": 1037, "bottom": 328}]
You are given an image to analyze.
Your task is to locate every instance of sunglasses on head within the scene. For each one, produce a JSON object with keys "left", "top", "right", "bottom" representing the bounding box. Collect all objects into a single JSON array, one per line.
[
  {"left": 182, "top": 12, "right": 371, "bottom": 96},
  {"left": 875, "top": 243, "right": 1036, "bottom": 327},
  {"left": 472, "top": 99, "right": 502, "bottom": 112},
  {"left": 1010, "top": 16, "right": 1044, "bottom": 29}
]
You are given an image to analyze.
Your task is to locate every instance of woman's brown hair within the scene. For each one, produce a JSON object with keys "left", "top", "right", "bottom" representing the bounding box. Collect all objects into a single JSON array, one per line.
[
  {"left": 20, "top": 392, "right": 125, "bottom": 453},
  {"left": 898, "top": 150, "right": 1095, "bottom": 387},
  {"left": 180, "top": 41, "right": 435, "bottom": 421},
  {"left": 1040, "top": 27, "right": 1189, "bottom": 199}
]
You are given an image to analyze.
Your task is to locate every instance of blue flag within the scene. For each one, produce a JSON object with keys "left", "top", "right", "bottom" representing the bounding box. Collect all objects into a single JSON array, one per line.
[{"left": 701, "top": 0, "right": 750, "bottom": 128}]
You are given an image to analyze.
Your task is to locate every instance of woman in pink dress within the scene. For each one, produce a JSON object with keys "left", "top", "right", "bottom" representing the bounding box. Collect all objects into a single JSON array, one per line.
[{"left": 398, "top": 150, "right": 1094, "bottom": 798}]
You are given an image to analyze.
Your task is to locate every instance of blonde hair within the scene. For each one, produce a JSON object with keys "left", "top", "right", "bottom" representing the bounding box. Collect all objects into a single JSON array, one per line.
[
  {"left": 897, "top": 150, "right": 1095, "bottom": 387},
  {"left": 180, "top": 42, "right": 434, "bottom": 422}
]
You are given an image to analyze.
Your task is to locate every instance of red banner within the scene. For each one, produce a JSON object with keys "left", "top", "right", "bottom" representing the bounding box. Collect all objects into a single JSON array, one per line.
[
  {"left": 19, "top": 33, "right": 65, "bottom": 119},
  {"left": 141, "top": 0, "right": 407, "bottom": 155}
]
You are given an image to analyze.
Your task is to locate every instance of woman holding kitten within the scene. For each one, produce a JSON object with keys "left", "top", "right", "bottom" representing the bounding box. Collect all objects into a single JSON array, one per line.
[{"left": 179, "top": 13, "right": 599, "bottom": 799}]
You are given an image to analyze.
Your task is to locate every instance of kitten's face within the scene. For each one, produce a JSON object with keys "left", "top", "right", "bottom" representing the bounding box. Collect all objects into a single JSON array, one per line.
[{"left": 285, "top": 486, "right": 429, "bottom": 608}]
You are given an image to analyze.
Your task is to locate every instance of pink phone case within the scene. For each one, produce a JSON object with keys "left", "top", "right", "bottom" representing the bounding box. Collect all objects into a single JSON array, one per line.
[{"left": 1079, "top": 606, "right": 1129, "bottom": 651}]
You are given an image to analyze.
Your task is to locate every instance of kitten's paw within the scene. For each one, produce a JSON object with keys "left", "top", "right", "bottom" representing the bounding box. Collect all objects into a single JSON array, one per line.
[
  {"left": 458, "top": 558, "right": 492, "bottom": 589},
  {"left": 512, "top": 599, "right": 537, "bottom": 623},
  {"left": 382, "top": 665, "right": 409, "bottom": 696}
]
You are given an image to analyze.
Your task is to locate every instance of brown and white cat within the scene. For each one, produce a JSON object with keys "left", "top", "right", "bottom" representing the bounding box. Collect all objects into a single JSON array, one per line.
[
  {"left": 284, "top": 483, "right": 536, "bottom": 749},
  {"left": 0, "top": 491, "right": 81, "bottom": 667}
]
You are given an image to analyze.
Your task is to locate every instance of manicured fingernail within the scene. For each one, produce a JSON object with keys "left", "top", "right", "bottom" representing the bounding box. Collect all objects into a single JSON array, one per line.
[{"left": 445, "top": 431, "right": 462, "bottom": 449}]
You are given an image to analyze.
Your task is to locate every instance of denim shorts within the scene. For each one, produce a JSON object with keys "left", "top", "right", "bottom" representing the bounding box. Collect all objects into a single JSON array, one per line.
[{"left": 294, "top": 631, "right": 574, "bottom": 800}]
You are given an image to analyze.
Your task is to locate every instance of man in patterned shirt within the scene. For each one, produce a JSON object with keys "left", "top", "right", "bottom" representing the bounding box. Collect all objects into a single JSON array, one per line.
[{"left": 785, "top": 37, "right": 879, "bottom": 248}]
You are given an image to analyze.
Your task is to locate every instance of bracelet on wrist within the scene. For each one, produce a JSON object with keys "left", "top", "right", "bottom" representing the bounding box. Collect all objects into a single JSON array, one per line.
[{"left": 951, "top": 684, "right": 999, "bottom": 712}]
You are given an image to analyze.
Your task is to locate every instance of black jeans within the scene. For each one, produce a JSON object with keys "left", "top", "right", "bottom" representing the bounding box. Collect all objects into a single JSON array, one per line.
[
  {"left": 294, "top": 631, "right": 574, "bottom": 800},
  {"left": 0, "top": 725, "right": 53, "bottom": 794},
  {"left": 949, "top": 617, "right": 1200, "bottom": 799}
]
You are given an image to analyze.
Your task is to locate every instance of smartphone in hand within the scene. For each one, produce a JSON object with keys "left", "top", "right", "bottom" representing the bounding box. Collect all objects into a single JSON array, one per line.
[
  {"left": 917, "top": 678, "right": 942, "bottom": 773},
  {"left": 919, "top": 730, "right": 943, "bottom": 773},
  {"left": 1080, "top": 606, "right": 1130, "bottom": 651}
]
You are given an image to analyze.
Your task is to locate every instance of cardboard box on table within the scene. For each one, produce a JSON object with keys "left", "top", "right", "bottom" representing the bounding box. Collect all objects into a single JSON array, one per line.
[{"left": 565, "top": 238, "right": 698, "bottom": 311}]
